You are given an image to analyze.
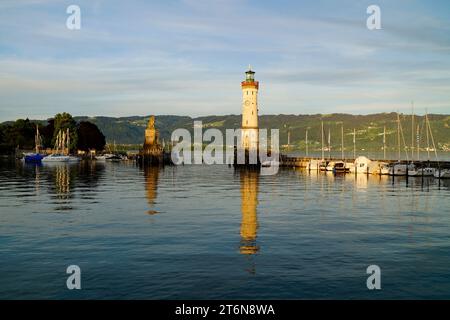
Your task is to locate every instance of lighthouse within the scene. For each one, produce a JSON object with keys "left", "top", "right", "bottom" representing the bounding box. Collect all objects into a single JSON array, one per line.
[{"left": 241, "top": 66, "right": 259, "bottom": 151}]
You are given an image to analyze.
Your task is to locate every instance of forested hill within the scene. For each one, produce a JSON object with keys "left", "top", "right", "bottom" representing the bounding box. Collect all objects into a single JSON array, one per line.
[
  {"left": 3, "top": 113, "right": 450, "bottom": 151},
  {"left": 73, "top": 113, "right": 449, "bottom": 151}
]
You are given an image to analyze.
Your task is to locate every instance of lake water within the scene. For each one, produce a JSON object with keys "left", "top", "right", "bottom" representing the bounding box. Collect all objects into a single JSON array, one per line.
[{"left": 1, "top": 159, "right": 450, "bottom": 299}]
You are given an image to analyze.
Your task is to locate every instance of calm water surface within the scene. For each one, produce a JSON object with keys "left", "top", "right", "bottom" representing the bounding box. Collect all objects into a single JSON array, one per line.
[{"left": 0, "top": 159, "right": 449, "bottom": 299}]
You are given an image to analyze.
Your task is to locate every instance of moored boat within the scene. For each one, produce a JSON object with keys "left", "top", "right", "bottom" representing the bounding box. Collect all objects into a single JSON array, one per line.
[
  {"left": 326, "top": 161, "right": 335, "bottom": 172},
  {"left": 105, "top": 153, "right": 122, "bottom": 162},
  {"left": 319, "top": 160, "right": 327, "bottom": 171},
  {"left": 380, "top": 163, "right": 390, "bottom": 175},
  {"left": 333, "top": 161, "right": 348, "bottom": 173},
  {"left": 42, "top": 154, "right": 70, "bottom": 162},
  {"left": 23, "top": 126, "right": 44, "bottom": 163},
  {"left": 434, "top": 169, "right": 450, "bottom": 179},
  {"left": 68, "top": 156, "right": 81, "bottom": 162},
  {"left": 388, "top": 163, "right": 415, "bottom": 176},
  {"left": 409, "top": 167, "right": 435, "bottom": 177},
  {"left": 24, "top": 153, "right": 44, "bottom": 163}
]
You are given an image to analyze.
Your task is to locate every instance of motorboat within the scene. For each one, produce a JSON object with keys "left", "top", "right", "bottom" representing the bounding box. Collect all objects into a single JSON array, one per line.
[
  {"left": 261, "top": 159, "right": 278, "bottom": 167},
  {"left": 326, "top": 161, "right": 335, "bottom": 171},
  {"left": 105, "top": 154, "right": 122, "bottom": 162},
  {"left": 380, "top": 163, "right": 391, "bottom": 175},
  {"left": 333, "top": 161, "right": 348, "bottom": 173},
  {"left": 388, "top": 163, "right": 415, "bottom": 176},
  {"left": 319, "top": 160, "right": 327, "bottom": 171},
  {"left": 409, "top": 167, "right": 435, "bottom": 177}
]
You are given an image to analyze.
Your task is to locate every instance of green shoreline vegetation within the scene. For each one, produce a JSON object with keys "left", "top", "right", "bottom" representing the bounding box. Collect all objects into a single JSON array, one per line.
[
  {"left": 0, "top": 112, "right": 105, "bottom": 155},
  {"left": 1, "top": 113, "right": 449, "bottom": 155}
]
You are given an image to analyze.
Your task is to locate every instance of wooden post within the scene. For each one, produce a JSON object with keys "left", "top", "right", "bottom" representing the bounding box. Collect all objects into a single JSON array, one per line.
[
  {"left": 421, "top": 165, "right": 424, "bottom": 189},
  {"left": 392, "top": 163, "right": 395, "bottom": 185}
]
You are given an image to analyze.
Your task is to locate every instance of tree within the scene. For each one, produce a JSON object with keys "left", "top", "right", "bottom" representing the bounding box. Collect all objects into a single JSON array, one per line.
[
  {"left": 41, "top": 118, "right": 54, "bottom": 149},
  {"left": 76, "top": 121, "right": 106, "bottom": 152},
  {"left": 0, "top": 124, "right": 4, "bottom": 144},
  {"left": 53, "top": 112, "right": 78, "bottom": 152},
  {"left": 7, "top": 119, "right": 35, "bottom": 149}
]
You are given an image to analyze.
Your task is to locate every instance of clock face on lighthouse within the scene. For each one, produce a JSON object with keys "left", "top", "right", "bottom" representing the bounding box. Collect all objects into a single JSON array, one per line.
[{"left": 244, "top": 100, "right": 251, "bottom": 106}]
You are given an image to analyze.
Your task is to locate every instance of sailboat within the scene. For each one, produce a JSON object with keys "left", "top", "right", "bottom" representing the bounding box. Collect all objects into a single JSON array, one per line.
[
  {"left": 388, "top": 113, "right": 415, "bottom": 176},
  {"left": 409, "top": 113, "right": 434, "bottom": 176},
  {"left": 42, "top": 130, "right": 69, "bottom": 162},
  {"left": 319, "top": 121, "right": 327, "bottom": 171},
  {"left": 23, "top": 125, "right": 45, "bottom": 163}
]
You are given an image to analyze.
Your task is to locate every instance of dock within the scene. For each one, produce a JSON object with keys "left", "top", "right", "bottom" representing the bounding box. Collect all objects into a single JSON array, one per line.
[{"left": 280, "top": 155, "right": 450, "bottom": 170}]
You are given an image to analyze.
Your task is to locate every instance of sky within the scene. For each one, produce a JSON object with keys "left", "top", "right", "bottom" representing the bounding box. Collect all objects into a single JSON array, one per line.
[{"left": 0, "top": 0, "right": 449, "bottom": 121}]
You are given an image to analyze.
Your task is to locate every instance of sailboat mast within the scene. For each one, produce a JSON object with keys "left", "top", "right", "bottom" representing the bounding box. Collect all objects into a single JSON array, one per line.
[
  {"left": 383, "top": 126, "right": 386, "bottom": 160},
  {"left": 426, "top": 113, "right": 439, "bottom": 162},
  {"left": 287, "top": 130, "right": 290, "bottom": 149},
  {"left": 341, "top": 123, "right": 344, "bottom": 160},
  {"left": 305, "top": 129, "right": 308, "bottom": 157},
  {"left": 353, "top": 128, "right": 356, "bottom": 159},
  {"left": 397, "top": 113, "right": 401, "bottom": 161},
  {"left": 328, "top": 127, "right": 331, "bottom": 159},
  {"left": 61, "top": 130, "right": 66, "bottom": 155},
  {"left": 55, "top": 131, "right": 60, "bottom": 154},
  {"left": 416, "top": 124, "right": 420, "bottom": 161},
  {"left": 66, "top": 128, "right": 70, "bottom": 155},
  {"left": 321, "top": 121, "right": 324, "bottom": 159},
  {"left": 426, "top": 112, "right": 430, "bottom": 161},
  {"left": 411, "top": 102, "right": 414, "bottom": 161},
  {"left": 35, "top": 125, "right": 40, "bottom": 154}
]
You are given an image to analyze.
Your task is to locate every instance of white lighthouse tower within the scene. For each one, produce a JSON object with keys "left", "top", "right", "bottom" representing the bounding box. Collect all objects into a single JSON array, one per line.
[{"left": 241, "top": 65, "right": 259, "bottom": 151}]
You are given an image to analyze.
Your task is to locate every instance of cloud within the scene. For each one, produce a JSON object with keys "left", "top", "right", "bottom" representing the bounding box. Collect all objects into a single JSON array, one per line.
[{"left": 0, "top": 0, "right": 449, "bottom": 121}]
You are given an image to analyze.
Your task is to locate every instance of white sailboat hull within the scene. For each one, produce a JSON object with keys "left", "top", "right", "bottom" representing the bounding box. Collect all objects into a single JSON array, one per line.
[{"left": 42, "top": 154, "right": 70, "bottom": 162}]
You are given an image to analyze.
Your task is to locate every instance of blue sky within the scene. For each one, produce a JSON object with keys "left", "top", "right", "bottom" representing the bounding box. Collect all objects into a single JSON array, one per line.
[{"left": 0, "top": 0, "right": 449, "bottom": 121}]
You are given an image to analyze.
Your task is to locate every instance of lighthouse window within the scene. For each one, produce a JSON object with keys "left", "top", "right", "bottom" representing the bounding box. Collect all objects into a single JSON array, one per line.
[
  {"left": 252, "top": 111, "right": 253, "bottom": 115},
  {"left": 246, "top": 120, "right": 248, "bottom": 125}
]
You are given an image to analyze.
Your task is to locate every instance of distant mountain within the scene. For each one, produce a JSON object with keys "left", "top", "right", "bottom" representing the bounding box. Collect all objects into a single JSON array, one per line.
[
  {"left": 73, "top": 113, "right": 450, "bottom": 152},
  {"left": 3, "top": 113, "right": 449, "bottom": 151}
]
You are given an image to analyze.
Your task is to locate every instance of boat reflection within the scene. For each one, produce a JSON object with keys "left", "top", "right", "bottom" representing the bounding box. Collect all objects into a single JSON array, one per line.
[
  {"left": 144, "top": 166, "right": 160, "bottom": 215},
  {"left": 239, "top": 169, "right": 259, "bottom": 255},
  {"left": 55, "top": 164, "right": 70, "bottom": 196}
]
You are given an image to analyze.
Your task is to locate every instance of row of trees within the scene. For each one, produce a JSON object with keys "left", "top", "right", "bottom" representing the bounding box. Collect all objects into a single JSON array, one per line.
[{"left": 0, "top": 113, "right": 106, "bottom": 154}]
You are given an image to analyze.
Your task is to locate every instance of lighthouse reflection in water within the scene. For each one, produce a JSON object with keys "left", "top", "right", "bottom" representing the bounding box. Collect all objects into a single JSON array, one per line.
[{"left": 239, "top": 169, "right": 259, "bottom": 255}]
